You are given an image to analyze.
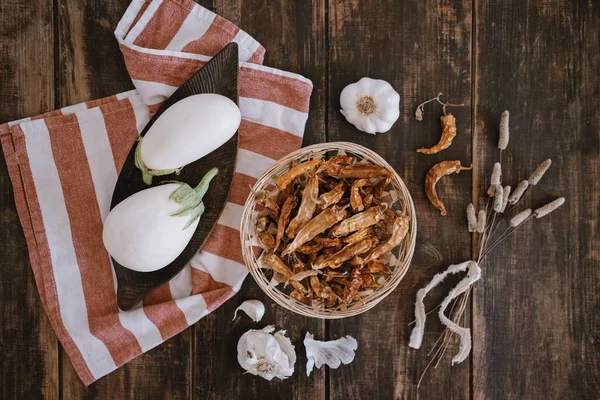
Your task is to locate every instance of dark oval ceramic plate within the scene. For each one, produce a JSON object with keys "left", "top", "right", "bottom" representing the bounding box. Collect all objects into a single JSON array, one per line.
[{"left": 110, "top": 43, "right": 239, "bottom": 311}]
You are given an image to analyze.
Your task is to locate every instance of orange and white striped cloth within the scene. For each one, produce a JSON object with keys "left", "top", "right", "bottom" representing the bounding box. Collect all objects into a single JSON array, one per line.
[{"left": 0, "top": 0, "right": 312, "bottom": 385}]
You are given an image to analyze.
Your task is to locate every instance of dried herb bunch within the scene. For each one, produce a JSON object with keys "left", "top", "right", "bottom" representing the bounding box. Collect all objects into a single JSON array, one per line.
[
  {"left": 411, "top": 111, "right": 565, "bottom": 386},
  {"left": 253, "top": 153, "right": 410, "bottom": 311}
]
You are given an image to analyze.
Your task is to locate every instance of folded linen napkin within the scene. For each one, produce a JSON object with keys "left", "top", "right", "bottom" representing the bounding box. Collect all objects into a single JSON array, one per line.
[{"left": 0, "top": 0, "right": 312, "bottom": 385}]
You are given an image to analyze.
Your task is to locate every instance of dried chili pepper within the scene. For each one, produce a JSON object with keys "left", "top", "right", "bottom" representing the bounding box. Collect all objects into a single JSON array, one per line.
[
  {"left": 257, "top": 232, "right": 276, "bottom": 250},
  {"left": 275, "top": 160, "right": 322, "bottom": 190},
  {"left": 373, "top": 176, "right": 391, "bottom": 199},
  {"left": 262, "top": 252, "right": 308, "bottom": 294},
  {"left": 330, "top": 165, "right": 392, "bottom": 179},
  {"left": 343, "top": 268, "right": 364, "bottom": 304},
  {"left": 425, "top": 160, "right": 471, "bottom": 216},
  {"left": 255, "top": 215, "right": 270, "bottom": 232},
  {"left": 350, "top": 178, "right": 369, "bottom": 212},
  {"left": 317, "top": 181, "right": 345, "bottom": 209},
  {"left": 364, "top": 216, "right": 410, "bottom": 264},
  {"left": 296, "top": 241, "right": 325, "bottom": 255},
  {"left": 342, "top": 227, "right": 374, "bottom": 244},
  {"left": 316, "top": 155, "right": 356, "bottom": 175},
  {"left": 315, "top": 237, "right": 378, "bottom": 269},
  {"left": 286, "top": 174, "right": 319, "bottom": 238},
  {"left": 417, "top": 112, "right": 457, "bottom": 154},
  {"left": 275, "top": 194, "right": 298, "bottom": 249},
  {"left": 330, "top": 205, "right": 385, "bottom": 237},
  {"left": 257, "top": 195, "right": 280, "bottom": 220},
  {"left": 364, "top": 259, "right": 392, "bottom": 274},
  {"left": 282, "top": 205, "right": 348, "bottom": 256}
]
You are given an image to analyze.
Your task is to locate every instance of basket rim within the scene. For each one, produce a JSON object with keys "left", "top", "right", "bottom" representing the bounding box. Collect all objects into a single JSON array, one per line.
[{"left": 239, "top": 142, "right": 417, "bottom": 319}]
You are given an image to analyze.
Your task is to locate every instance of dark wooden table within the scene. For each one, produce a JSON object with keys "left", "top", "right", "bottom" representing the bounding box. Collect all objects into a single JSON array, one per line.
[{"left": 1, "top": 1, "right": 598, "bottom": 399}]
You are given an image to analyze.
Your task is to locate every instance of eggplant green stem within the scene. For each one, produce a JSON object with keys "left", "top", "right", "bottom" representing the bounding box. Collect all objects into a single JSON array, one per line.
[
  {"left": 169, "top": 168, "right": 219, "bottom": 229},
  {"left": 135, "top": 137, "right": 180, "bottom": 185}
]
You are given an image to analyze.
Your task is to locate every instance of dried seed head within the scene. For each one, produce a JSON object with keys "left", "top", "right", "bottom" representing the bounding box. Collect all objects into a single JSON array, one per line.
[
  {"left": 488, "top": 162, "right": 502, "bottom": 196},
  {"left": 476, "top": 210, "right": 486, "bottom": 233},
  {"left": 498, "top": 110, "right": 509, "bottom": 150},
  {"left": 528, "top": 159, "right": 552, "bottom": 186},
  {"left": 534, "top": 197, "right": 565, "bottom": 218},
  {"left": 500, "top": 185, "right": 511, "bottom": 213},
  {"left": 467, "top": 203, "right": 477, "bottom": 232},
  {"left": 510, "top": 209, "right": 532, "bottom": 227},
  {"left": 493, "top": 185, "right": 504, "bottom": 212},
  {"left": 508, "top": 180, "right": 529, "bottom": 205}
]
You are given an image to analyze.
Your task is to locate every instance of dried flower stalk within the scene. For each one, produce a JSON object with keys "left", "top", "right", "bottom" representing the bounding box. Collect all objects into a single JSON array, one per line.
[
  {"left": 498, "top": 110, "right": 509, "bottom": 150},
  {"left": 466, "top": 203, "right": 477, "bottom": 232},
  {"left": 534, "top": 197, "right": 565, "bottom": 218},
  {"left": 488, "top": 162, "right": 501, "bottom": 195},
  {"left": 500, "top": 186, "right": 511, "bottom": 213},
  {"left": 493, "top": 185, "right": 504, "bottom": 212},
  {"left": 476, "top": 210, "right": 486, "bottom": 233},
  {"left": 510, "top": 209, "right": 532, "bottom": 227},
  {"left": 508, "top": 180, "right": 529, "bottom": 205},
  {"left": 528, "top": 159, "right": 552, "bottom": 186}
]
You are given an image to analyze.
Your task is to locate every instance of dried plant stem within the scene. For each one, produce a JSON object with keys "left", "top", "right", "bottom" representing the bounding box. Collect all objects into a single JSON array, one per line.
[
  {"left": 479, "top": 214, "right": 534, "bottom": 262},
  {"left": 417, "top": 292, "right": 463, "bottom": 386}
]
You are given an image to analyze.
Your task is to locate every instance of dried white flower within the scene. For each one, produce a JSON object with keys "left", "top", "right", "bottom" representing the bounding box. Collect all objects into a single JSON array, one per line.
[
  {"left": 509, "top": 209, "right": 532, "bottom": 227},
  {"left": 493, "top": 185, "right": 504, "bottom": 212},
  {"left": 508, "top": 180, "right": 529, "bottom": 205},
  {"left": 304, "top": 332, "right": 358, "bottom": 376},
  {"left": 500, "top": 186, "right": 511, "bottom": 213},
  {"left": 488, "top": 162, "right": 502, "bottom": 195},
  {"left": 498, "top": 110, "right": 509, "bottom": 150},
  {"left": 237, "top": 326, "right": 296, "bottom": 380},
  {"left": 476, "top": 210, "right": 486, "bottom": 233},
  {"left": 232, "top": 300, "right": 265, "bottom": 322},
  {"left": 409, "top": 260, "right": 481, "bottom": 366},
  {"left": 466, "top": 203, "right": 477, "bottom": 232},
  {"left": 528, "top": 159, "right": 552, "bottom": 185},
  {"left": 534, "top": 197, "right": 565, "bottom": 218}
]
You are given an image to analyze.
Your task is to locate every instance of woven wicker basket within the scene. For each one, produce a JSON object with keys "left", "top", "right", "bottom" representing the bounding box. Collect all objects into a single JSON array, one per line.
[{"left": 240, "top": 142, "right": 417, "bottom": 319}]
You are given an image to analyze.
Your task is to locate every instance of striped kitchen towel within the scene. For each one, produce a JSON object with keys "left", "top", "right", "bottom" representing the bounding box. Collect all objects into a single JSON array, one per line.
[{"left": 0, "top": 0, "right": 312, "bottom": 386}]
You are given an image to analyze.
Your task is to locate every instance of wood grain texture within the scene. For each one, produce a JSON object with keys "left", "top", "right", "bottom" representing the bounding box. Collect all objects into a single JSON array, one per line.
[
  {"left": 327, "top": 0, "right": 472, "bottom": 398},
  {"left": 472, "top": 2, "right": 600, "bottom": 399},
  {"left": 0, "top": 0, "right": 58, "bottom": 399},
  {"left": 1, "top": 0, "right": 600, "bottom": 399},
  {"left": 191, "top": 1, "right": 327, "bottom": 399},
  {"left": 56, "top": 1, "right": 193, "bottom": 398}
]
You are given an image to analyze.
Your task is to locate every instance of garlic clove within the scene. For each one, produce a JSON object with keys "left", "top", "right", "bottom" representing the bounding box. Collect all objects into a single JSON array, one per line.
[
  {"left": 304, "top": 332, "right": 358, "bottom": 376},
  {"left": 237, "top": 326, "right": 296, "bottom": 381},
  {"left": 232, "top": 299, "right": 265, "bottom": 322}
]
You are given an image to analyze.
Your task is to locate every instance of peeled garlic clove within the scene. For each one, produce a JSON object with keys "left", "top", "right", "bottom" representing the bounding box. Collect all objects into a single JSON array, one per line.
[
  {"left": 340, "top": 77, "right": 400, "bottom": 134},
  {"left": 304, "top": 332, "right": 358, "bottom": 376},
  {"left": 232, "top": 299, "right": 265, "bottom": 322},
  {"left": 237, "top": 326, "right": 296, "bottom": 380}
]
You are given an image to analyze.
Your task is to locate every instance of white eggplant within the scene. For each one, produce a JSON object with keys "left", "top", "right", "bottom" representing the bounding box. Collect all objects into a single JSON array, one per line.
[
  {"left": 136, "top": 94, "right": 240, "bottom": 184},
  {"left": 103, "top": 168, "right": 218, "bottom": 272}
]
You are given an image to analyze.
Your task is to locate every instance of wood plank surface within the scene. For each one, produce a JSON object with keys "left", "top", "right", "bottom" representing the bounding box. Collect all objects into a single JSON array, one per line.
[
  {"left": 472, "top": 2, "right": 600, "bottom": 399},
  {"left": 0, "top": 0, "right": 599, "bottom": 399},
  {"left": 191, "top": 1, "right": 327, "bottom": 399},
  {"left": 327, "top": 0, "right": 473, "bottom": 398},
  {"left": 0, "top": 0, "right": 58, "bottom": 399}
]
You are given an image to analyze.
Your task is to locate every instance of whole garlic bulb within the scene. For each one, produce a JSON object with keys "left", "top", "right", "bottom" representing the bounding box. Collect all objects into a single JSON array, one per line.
[
  {"left": 237, "top": 326, "right": 296, "bottom": 380},
  {"left": 340, "top": 77, "right": 400, "bottom": 134}
]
